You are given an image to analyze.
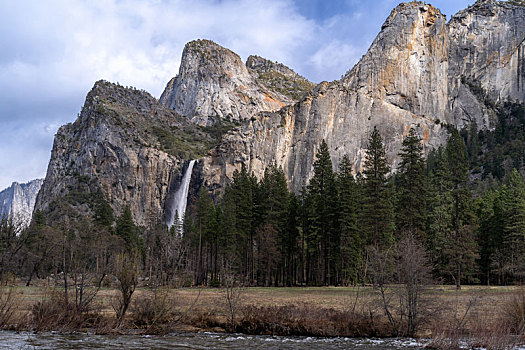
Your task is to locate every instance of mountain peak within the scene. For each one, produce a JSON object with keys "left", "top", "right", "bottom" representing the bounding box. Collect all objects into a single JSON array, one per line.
[
  {"left": 0, "top": 178, "right": 43, "bottom": 230},
  {"left": 159, "top": 39, "right": 298, "bottom": 126},
  {"left": 246, "top": 55, "right": 314, "bottom": 101},
  {"left": 185, "top": 39, "right": 239, "bottom": 58},
  {"left": 246, "top": 55, "right": 298, "bottom": 78}
]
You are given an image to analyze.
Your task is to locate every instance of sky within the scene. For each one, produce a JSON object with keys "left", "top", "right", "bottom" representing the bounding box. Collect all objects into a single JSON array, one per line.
[{"left": 0, "top": 0, "right": 474, "bottom": 190}]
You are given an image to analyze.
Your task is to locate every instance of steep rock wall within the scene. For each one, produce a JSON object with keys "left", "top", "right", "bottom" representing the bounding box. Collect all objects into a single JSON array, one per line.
[
  {"left": 448, "top": 0, "right": 525, "bottom": 128},
  {"left": 200, "top": 1, "right": 525, "bottom": 193},
  {"left": 34, "top": 81, "right": 206, "bottom": 227},
  {"left": 0, "top": 179, "right": 43, "bottom": 229},
  {"left": 159, "top": 40, "right": 298, "bottom": 126},
  {"left": 201, "top": 2, "right": 449, "bottom": 193}
]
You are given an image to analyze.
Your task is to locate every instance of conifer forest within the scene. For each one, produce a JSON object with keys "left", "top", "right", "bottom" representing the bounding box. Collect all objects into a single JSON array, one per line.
[{"left": 4, "top": 101, "right": 525, "bottom": 291}]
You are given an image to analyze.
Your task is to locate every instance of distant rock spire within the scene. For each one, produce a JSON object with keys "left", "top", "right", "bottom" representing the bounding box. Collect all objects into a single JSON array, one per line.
[{"left": 0, "top": 179, "right": 43, "bottom": 230}]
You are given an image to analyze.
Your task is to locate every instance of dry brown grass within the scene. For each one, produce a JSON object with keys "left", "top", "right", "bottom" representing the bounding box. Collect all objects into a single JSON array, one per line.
[
  {"left": 30, "top": 289, "right": 108, "bottom": 332},
  {"left": 426, "top": 286, "right": 525, "bottom": 349},
  {"left": 0, "top": 287, "right": 18, "bottom": 329},
  {"left": 237, "top": 303, "right": 390, "bottom": 337},
  {"left": 4, "top": 282, "right": 525, "bottom": 342}
]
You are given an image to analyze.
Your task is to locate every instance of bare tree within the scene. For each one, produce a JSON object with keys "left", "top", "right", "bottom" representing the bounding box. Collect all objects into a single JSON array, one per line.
[
  {"left": 0, "top": 287, "right": 17, "bottom": 327},
  {"left": 113, "top": 251, "right": 139, "bottom": 327},
  {"left": 367, "top": 235, "right": 432, "bottom": 337},
  {"left": 70, "top": 224, "right": 114, "bottom": 312},
  {"left": 222, "top": 258, "right": 244, "bottom": 332},
  {"left": 0, "top": 215, "right": 26, "bottom": 283},
  {"left": 396, "top": 234, "right": 432, "bottom": 336}
]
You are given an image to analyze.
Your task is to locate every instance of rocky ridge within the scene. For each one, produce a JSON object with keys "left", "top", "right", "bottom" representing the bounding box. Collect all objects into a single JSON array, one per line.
[
  {"left": 35, "top": 81, "right": 220, "bottom": 226},
  {"left": 35, "top": 1, "right": 525, "bottom": 225},
  {"left": 246, "top": 55, "right": 315, "bottom": 101},
  {"left": 0, "top": 179, "right": 43, "bottom": 229},
  {"left": 447, "top": 0, "right": 525, "bottom": 129},
  {"left": 159, "top": 39, "right": 313, "bottom": 126},
  {"left": 197, "top": 1, "right": 525, "bottom": 193}
]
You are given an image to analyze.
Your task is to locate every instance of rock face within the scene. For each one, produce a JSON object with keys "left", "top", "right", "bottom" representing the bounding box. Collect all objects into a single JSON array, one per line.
[
  {"left": 246, "top": 55, "right": 315, "bottom": 101},
  {"left": 36, "top": 1, "right": 525, "bottom": 225},
  {"left": 198, "top": 1, "right": 525, "bottom": 193},
  {"left": 34, "top": 81, "right": 217, "bottom": 227},
  {"left": 448, "top": 0, "right": 525, "bottom": 129},
  {"left": 159, "top": 39, "right": 312, "bottom": 126},
  {"left": 0, "top": 179, "right": 43, "bottom": 229}
]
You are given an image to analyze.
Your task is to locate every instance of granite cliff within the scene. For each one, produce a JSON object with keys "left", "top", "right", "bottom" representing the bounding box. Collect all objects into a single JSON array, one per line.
[
  {"left": 35, "top": 1, "right": 525, "bottom": 224},
  {"left": 159, "top": 39, "right": 313, "bottom": 126},
  {"left": 198, "top": 1, "right": 525, "bottom": 193},
  {"left": 34, "top": 81, "right": 218, "bottom": 226},
  {"left": 0, "top": 179, "right": 43, "bottom": 229}
]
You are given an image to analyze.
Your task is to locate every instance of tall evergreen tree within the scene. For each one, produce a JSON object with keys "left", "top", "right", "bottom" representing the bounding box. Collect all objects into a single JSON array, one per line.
[
  {"left": 116, "top": 205, "right": 142, "bottom": 253},
  {"left": 501, "top": 169, "right": 525, "bottom": 278},
  {"left": 220, "top": 185, "right": 239, "bottom": 270},
  {"left": 221, "top": 164, "right": 257, "bottom": 282},
  {"left": 446, "top": 129, "right": 477, "bottom": 290},
  {"left": 260, "top": 164, "right": 292, "bottom": 285},
  {"left": 426, "top": 147, "right": 453, "bottom": 278},
  {"left": 466, "top": 120, "right": 481, "bottom": 167},
  {"left": 259, "top": 164, "right": 289, "bottom": 231},
  {"left": 306, "top": 140, "right": 339, "bottom": 285},
  {"left": 396, "top": 128, "right": 426, "bottom": 240},
  {"left": 337, "top": 155, "right": 362, "bottom": 284},
  {"left": 94, "top": 191, "right": 114, "bottom": 228},
  {"left": 284, "top": 193, "right": 300, "bottom": 286},
  {"left": 475, "top": 189, "right": 501, "bottom": 285},
  {"left": 194, "top": 186, "right": 215, "bottom": 285},
  {"left": 362, "top": 126, "right": 394, "bottom": 247}
]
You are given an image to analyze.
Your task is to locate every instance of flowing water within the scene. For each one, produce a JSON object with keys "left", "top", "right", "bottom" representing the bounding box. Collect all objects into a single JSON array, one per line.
[
  {"left": 167, "top": 159, "right": 196, "bottom": 229},
  {"left": 0, "top": 331, "right": 427, "bottom": 349}
]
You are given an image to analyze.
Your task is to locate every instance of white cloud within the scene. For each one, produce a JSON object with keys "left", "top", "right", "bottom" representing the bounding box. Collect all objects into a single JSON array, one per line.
[
  {"left": 0, "top": 0, "right": 476, "bottom": 189},
  {"left": 0, "top": 0, "right": 318, "bottom": 189},
  {"left": 308, "top": 41, "right": 362, "bottom": 81}
]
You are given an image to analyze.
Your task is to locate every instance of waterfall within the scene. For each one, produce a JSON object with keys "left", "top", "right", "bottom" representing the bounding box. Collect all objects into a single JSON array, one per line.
[{"left": 167, "top": 159, "right": 196, "bottom": 229}]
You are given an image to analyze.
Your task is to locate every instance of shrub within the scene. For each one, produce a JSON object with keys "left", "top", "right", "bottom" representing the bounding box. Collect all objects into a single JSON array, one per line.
[
  {"left": 31, "top": 290, "right": 104, "bottom": 331},
  {"left": 0, "top": 287, "right": 17, "bottom": 328},
  {"left": 130, "top": 289, "right": 174, "bottom": 329},
  {"left": 237, "top": 303, "right": 389, "bottom": 337},
  {"left": 501, "top": 289, "right": 525, "bottom": 334}
]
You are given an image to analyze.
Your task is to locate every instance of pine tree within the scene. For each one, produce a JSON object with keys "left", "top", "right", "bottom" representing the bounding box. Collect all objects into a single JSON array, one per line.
[
  {"left": 194, "top": 186, "right": 215, "bottom": 285},
  {"left": 33, "top": 210, "right": 47, "bottom": 228},
  {"left": 476, "top": 189, "right": 500, "bottom": 285},
  {"left": 467, "top": 120, "right": 481, "bottom": 167},
  {"left": 258, "top": 164, "right": 291, "bottom": 285},
  {"left": 259, "top": 164, "right": 289, "bottom": 231},
  {"left": 94, "top": 191, "right": 114, "bottom": 228},
  {"left": 446, "top": 129, "right": 477, "bottom": 290},
  {"left": 284, "top": 193, "right": 300, "bottom": 286},
  {"left": 222, "top": 164, "right": 256, "bottom": 282},
  {"left": 362, "top": 126, "right": 394, "bottom": 247},
  {"left": 501, "top": 169, "right": 525, "bottom": 278},
  {"left": 426, "top": 147, "right": 453, "bottom": 279},
  {"left": 171, "top": 211, "right": 182, "bottom": 237},
  {"left": 396, "top": 128, "right": 426, "bottom": 240},
  {"left": 220, "top": 185, "right": 238, "bottom": 265},
  {"left": 116, "top": 205, "right": 142, "bottom": 253},
  {"left": 299, "top": 185, "right": 312, "bottom": 285},
  {"left": 337, "top": 154, "right": 362, "bottom": 284},
  {"left": 306, "top": 140, "right": 339, "bottom": 285}
]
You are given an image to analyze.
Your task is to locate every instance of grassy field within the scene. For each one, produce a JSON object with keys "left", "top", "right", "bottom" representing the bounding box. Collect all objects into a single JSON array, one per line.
[
  {"left": 2, "top": 282, "right": 524, "bottom": 347},
  {"left": 11, "top": 284, "right": 520, "bottom": 310}
]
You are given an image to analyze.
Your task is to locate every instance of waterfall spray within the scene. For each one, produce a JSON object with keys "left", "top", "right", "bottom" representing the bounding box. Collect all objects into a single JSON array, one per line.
[{"left": 167, "top": 159, "right": 196, "bottom": 229}]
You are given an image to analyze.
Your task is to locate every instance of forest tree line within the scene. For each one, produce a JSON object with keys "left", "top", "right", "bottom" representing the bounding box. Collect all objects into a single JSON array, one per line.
[
  {"left": 181, "top": 101, "right": 525, "bottom": 288},
  {"left": 1, "top": 102, "right": 525, "bottom": 290}
]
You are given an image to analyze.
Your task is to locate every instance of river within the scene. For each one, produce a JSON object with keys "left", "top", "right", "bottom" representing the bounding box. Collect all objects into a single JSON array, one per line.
[{"left": 0, "top": 331, "right": 427, "bottom": 349}]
